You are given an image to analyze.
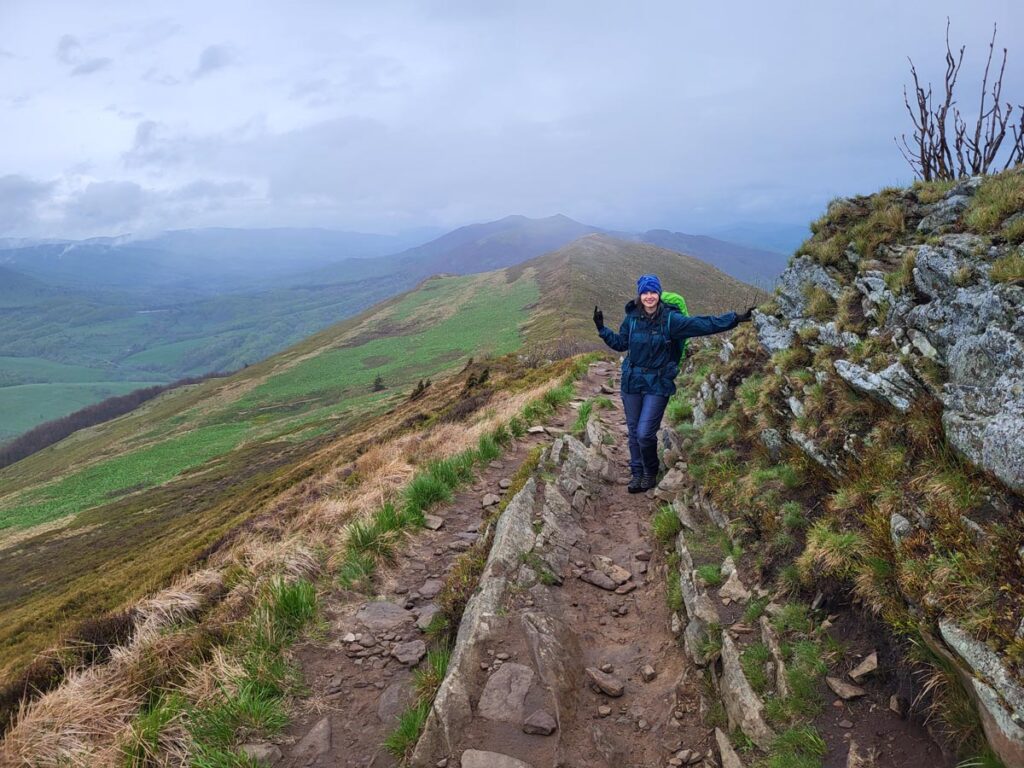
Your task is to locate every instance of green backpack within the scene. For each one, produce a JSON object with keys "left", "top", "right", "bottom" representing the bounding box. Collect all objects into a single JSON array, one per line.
[{"left": 660, "top": 291, "right": 690, "bottom": 362}]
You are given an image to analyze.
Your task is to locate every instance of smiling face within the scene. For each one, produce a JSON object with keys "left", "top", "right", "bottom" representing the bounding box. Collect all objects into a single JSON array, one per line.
[{"left": 640, "top": 290, "right": 660, "bottom": 313}]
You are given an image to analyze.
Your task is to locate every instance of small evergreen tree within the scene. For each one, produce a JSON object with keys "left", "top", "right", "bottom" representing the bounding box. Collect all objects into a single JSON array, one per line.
[{"left": 372, "top": 375, "right": 385, "bottom": 392}]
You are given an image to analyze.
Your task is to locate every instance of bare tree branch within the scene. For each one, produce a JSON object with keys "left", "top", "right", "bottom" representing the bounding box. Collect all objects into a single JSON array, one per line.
[{"left": 896, "top": 19, "right": 1022, "bottom": 180}]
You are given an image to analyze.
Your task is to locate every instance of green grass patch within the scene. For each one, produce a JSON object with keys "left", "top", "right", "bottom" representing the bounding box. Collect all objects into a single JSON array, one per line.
[
  {"left": 0, "top": 421, "right": 250, "bottom": 530},
  {"left": 741, "top": 641, "right": 772, "bottom": 693},
  {"left": 964, "top": 169, "right": 1024, "bottom": 235},
  {"left": 572, "top": 400, "right": 594, "bottom": 435},
  {"left": 652, "top": 505, "right": 682, "bottom": 546},
  {"left": 383, "top": 700, "right": 430, "bottom": 759},
  {"left": 990, "top": 252, "right": 1024, "bottom": 283},
  {"left": 696, "top": 563, "right": 723, "bottom": 587}
]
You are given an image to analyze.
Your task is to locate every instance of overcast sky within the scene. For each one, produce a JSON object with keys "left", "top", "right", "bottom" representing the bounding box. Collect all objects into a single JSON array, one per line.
[{"left": 1, "top": 1, "right": 1023, "bottom": 240}]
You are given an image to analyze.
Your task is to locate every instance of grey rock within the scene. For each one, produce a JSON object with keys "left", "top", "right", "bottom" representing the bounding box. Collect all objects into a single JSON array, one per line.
[
  {"left": 753, "top": 312, "right": 795, "bottom": 353},
  {"left": 356, "top": 601, "right": 413, "bottom": 632},
  {"left": 586, "top": 666, "right": 625, "bottom": 697},
  {"left": 719, "top": 557, "right": 751, "bottom": 603},
  {"left": 675, "top": 534, "right": 721, "bottom": 666},
  {"left": 416, "top": 604, "right": 440, "bottom": 631},
  {"left": 720, "top": 634, "right": 776, "bottom": 750},
  {"left": 833, "top": 359, "right": 921, "bottom": 413},
  {"left": 907, "top": 328, "right": 939, "bottom": 359},
  {"left": 481, "top": 493, "right": 501, "bottom": 508},
  {"left": 787, "top": 396, "right": 805, "bottom": 418},
  {"left": 917, "top": 194, "right": 970, "bottom": 233},
  {"left": 581, "top": 569, "right": 618, "bottom": 591},
  {"left": 424, "top": 514, "right": 444, "bottom": 530},
  {"left": 759, "top": 616, "right": 789, "bottom": 698},
  {"left": 714, "top": 728, "right": 745, "bottom": 768},
  {"left": 410, "top": 480, "right": 537, "bottom": 766},
  {"left": 419, "top": 579, "right": 444, "bottom": 599},
  {"left": 890, "top": 513, "right": 913, "bottom": 546},
  {"left": 940, "top": 619, "right": 1024, "bottom": 719},
  {"left": 522, "top": 709, "right": 557, "bottom": 735},
  {"left": 789, "top": 428, "right": 842, "bottom": 478},
  {"left": 826, "top": 676, "right": 867, "bottom": 700},
  {"left": 478, "top": 662, "right": 535, "bottom": 723},
  {"left": 240, "top": 743, "right": 283, "bottom": 765},
  {"left": 293, "top": 716, "right": 331, "bottom": 761},
  {"left": 392, "top": 639, "right": 427, "bottom": 665},
  {"left": 760, "top": 428, "right": 783, "bottom": 462},
  {"left": 776, "top": 256, "right": 843, "bottom": 319},
  {"left": 460, "top": 750, "right": 534, "bottom": 768},
  {"left": 377, "top": 680, "right": 414, "bottom": 724},
  {"left": 591, "top": 554, "right": 631, "bottom": 585},
  {"left": 849, "top": 651, "right": 878, "bottom": 682}
]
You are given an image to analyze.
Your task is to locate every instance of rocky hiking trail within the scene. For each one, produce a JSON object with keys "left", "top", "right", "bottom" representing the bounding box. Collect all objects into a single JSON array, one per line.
[{"left": 265, "top": 361, "right": 949, "bottom": 768}]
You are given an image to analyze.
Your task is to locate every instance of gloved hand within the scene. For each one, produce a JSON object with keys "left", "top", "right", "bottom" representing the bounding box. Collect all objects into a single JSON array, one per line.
[
  {"left": 593, "top": 306, "right": 604, "bottom": 331},
  {"left": 737, "top": 306, "right": 756, "bottom": 323}
]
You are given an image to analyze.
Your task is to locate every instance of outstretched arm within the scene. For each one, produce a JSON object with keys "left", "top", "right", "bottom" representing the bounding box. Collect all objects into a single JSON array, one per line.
[{"left": 666, "top": 311, "right": 741, "bottom": 340}]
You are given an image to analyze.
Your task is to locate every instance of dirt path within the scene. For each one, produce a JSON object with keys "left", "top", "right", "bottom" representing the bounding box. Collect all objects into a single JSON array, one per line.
[{"left": 269, "top": 360, "right": 949, "bottom": 768}]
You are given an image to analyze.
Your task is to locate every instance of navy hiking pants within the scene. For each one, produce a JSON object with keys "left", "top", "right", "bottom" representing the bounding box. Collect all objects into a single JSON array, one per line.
[{"left": 621, "top": 392, "right": 669, "bottom": 478}]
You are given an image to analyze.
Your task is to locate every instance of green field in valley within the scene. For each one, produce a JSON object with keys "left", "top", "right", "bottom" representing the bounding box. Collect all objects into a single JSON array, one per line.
[{"left": 0, "top": 380, "right": 165, "bottom": 441}]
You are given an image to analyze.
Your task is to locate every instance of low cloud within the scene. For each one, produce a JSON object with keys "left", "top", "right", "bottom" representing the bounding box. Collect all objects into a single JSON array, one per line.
[
  {"left": 55, "top": 34, "right": 81, "bottom": 65},
  {"left": 71, "top": 57, "right": 112, "bottom": 76},
  {"left": 0, "top": 175, "right": 55, "bottom": 233},
  {"left": 191, "top": 45, "right": 235, "bottom": 80},
  {"left": 170, "top": 179, "right": 250, "bottom": 200},
  {"left": 55, "top": 33, "right": 112, "bottom": 77},
  {"left": 64, "top": 180, "right": 145, "bottom": 229}
]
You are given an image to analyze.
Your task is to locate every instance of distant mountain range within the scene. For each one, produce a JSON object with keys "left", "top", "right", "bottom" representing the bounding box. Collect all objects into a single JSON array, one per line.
[{"left": 0, "top": 215, "right": 787, "bottom": 440}]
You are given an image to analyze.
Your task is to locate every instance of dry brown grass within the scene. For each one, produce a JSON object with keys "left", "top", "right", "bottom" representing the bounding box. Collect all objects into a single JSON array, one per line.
[{"left": 2, "top": 350, "right": 578, "bottom": 764}]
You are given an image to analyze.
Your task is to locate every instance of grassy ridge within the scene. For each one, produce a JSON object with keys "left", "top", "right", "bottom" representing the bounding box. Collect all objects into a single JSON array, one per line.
[{"left": 0, "top": 271, "right": 538, "bottom": 682}]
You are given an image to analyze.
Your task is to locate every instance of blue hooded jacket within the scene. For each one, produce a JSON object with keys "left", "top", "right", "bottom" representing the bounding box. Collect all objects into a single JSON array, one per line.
[{"left": 598, "top": 300, "right": 739, "bottom": 396}]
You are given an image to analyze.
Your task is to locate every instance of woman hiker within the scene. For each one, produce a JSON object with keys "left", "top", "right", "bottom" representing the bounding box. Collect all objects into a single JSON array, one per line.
[{"left": 594, "top": 274, "right": 754, "bottom": 493}]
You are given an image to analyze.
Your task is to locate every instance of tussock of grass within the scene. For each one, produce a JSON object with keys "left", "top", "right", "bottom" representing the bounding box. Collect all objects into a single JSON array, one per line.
[
  {"left": 740, "top": 642, "right": 772, "bottom": 694},
  {"left": 990, "top": 252, "right": 1024, "bottom": 283},
  {"left": 383, "top": 700, "right": 430, "bottom": 758},
  {"left": 964, "top": 169, "right": 1024, "bottom": 236},
  {"left": 572, "top": 400, "right": 594, "bottom": 435},
  {"left": 913, "top": 178, "right": 957, "bottom": 204},
  {"left": 652, "top": 505, "right": 682, "bottom": 546},
  {"left": 696, "top": 563, "right": 723, "bottom": 588},
  {"left": 796, "top": 519, "right": 865, "bottom": 586}
]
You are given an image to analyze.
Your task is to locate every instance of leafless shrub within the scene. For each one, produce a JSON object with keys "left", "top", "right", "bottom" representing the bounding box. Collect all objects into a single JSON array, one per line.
[{"left": 897, "top": 20, "right": 1024, "bottom": 181}]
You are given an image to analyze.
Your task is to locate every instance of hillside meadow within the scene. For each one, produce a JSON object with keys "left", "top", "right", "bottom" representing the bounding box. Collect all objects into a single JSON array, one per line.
[{"left": 0, "top": 269, "right": 537, "bottom": 680}]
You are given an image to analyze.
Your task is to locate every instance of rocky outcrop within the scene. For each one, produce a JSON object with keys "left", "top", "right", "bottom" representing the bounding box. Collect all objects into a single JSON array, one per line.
[
  {"left": 411, "top": 480, "right": 539, "bottom": 764},
  {"left": 833, "top": 359, "right": 922, "bottom": 413}
]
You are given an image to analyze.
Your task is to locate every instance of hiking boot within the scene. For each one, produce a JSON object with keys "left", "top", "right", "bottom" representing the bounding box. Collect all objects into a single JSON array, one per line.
[
  {"left": 627, "top": 475, "right": 644, "bottom": 494},
  {"left": 640, "top": 474, "right": 657, "bottom": 491}
]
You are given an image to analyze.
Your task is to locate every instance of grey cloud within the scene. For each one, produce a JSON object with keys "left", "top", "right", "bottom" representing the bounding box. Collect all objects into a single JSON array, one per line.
[
  {"left": 55, "top": 34, "right": 81, "bottom": 65},
  {"left": 169, "top": 179, "right": 250, "bottom": 200},
  {"left": 71, "top": 57, "right": 112, "bottom": 76},
  {"left": 0, "top": 48, "right": 15, "bottom": 59},
  {"left": 192, "top": 45, "right": 235, "bottom": 79},
  {"left": 124, "top": 120, "right": 184, "bottom": 167},
  {"left": 142, "top": 67, "right": 180, "bottom": 86},
  {"left": 64, "top": 181, "right": 145, "bottom": 228},
  {"left": 0, "top": 175, "right": 55, "bottom": 233}
]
